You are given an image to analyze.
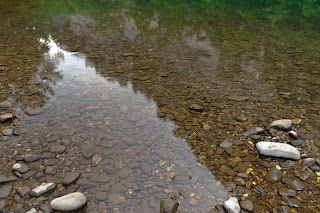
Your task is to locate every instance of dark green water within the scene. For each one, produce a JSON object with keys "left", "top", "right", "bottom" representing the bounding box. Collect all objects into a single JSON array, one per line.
[{"left": 0, "top": 0, "right": 319, "bottom": 212}]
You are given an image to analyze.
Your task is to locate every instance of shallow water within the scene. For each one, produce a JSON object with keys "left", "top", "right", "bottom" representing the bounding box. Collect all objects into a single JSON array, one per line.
[{"left": 0, "top": 1, "right": 320, "bottom": 212}]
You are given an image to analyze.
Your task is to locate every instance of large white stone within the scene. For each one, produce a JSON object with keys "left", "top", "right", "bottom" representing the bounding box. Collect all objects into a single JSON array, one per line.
[
  {"left": 223, "top": 197, "right": 240, "bottom": 213},
  {"left": 269, "top": 119, "right": 292, "bottom": 130},
  {"left": 50, "top": 192, "right": 87, "bottom": 212},
  {"left": 256, "top": 142, "right": 300, "bottom": 160}
]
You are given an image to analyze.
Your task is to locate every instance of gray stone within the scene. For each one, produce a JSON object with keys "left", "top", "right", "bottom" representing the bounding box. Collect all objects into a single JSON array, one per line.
[
  {"left": 17, "top": 186, "right": 31, "bottom": 197},
  {"left": 160, "top": 200, "right": 179, "bottom": 213},
  {"left": 0, "top": 113, "right": 14, "bottom": 123},
  {"left": 223, "top": 197, "right": 240, "bottom": 213},
  {"left": 220, "top": 139, "right": 233, "bottom": 148},
  {"left": 269, "top": 119, "right": 292, "bottom": 130},
  {"left": 0, "top": 175, "right": 17, "bottom": 184},
  {"left": 26, "top": 208, "right": 37, "bottom": 213},
  {"left": 50, "top": 192, "right": 87, "bottom": 212},
  {"left": 135, "top": 205, "right": 152, "bottom": 213},
  {"left": 256, "top": 142, "right": 300, "bottom": 160},
  {"left": 239, "top": 200, "right": 254, "bottom": 211},
  {"left": 25, "top": 108, "right": 43, "bottom": 116},
  {"left": 266, "top": 167, "right": 282, "bottom": 183},
  {"left": 0, "top": 101, "right": 12, "bottom": 108},
  {"left": 49, "top": 144, "right": 66, "bottom": 154},
  {"left": 40, "top": 203, "right": 53, "bottom": 213},
  {"left": 172, "top": 175, "right": 192, "bottom": 183},
  {"left": 0, "top": 199, "right": 8, "bottom": 211},
  {"left": 23, "top": 154, "right": 40, "bottom": 162},
  {"left": 118, "top": 168, "right": 132, "bottom": 179},
  {"left": 62, "top": 172, "right": 81, "bottom": 185},
  {"left": 0, "top": 185, "right": 13, "bottom": 198},
  {"left": 90, "top": 173, "right": 110, "bottom": 183},
  {"left": 12, "top": 162, "right": 29, "bottom": 173},
  {"left": 3, "top": 129, "right": 13, "bottom": 136},
  {"left": 30, "top": 182, "right": 57, "bottom": 196},
  {"left": 243, "top": 127, "right": 264, "bottom": 136},
  {"left": 302, "top": 158, "right": 315, "bottom": 168},
  {"left": 95, "top": 192, "right": 107, "bottom": 201}
]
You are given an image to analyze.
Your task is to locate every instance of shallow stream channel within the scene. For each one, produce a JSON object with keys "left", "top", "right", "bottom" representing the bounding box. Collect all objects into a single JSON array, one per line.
[{"left": 0, "top": 1, "right": 320, "bottom": 213}]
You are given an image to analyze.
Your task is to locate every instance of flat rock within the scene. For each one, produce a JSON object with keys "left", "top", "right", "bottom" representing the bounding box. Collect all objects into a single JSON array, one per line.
[
  {"left": 220, "top": 139, "right": 233, "bottom": 148},
  {"left": 17, "top": 186, "right": 31, "bottom": 197},
  {"left": 0, "top": 175, "right": 17, "bottom": 184},
  {"left": 62, "top": 172, "right": 81, "bottom": 185},
  {"left": 30, "top": 182, "right": 57, "bottom": 197},
  {"left": 12, "top": 162, "right": 29, "bottom": 173},
  {"left": 0, "top": 113, "right": 14, "bottom": 123},
  {"left": 25, "top": 108, "right": 43, "bottom": 116},
  {"left": 266, "top": 167, "right": 282, "bottom": 183},
  {"left": 135, "top": 205, "right": 152, "bottom": 213},
  {"left": 23, "top": 154, "right": 40, "bottom": 162},
  {"left": 0, "top": 199, "right": 8, "bottom": 211},
  {"left": 44, "top": 159, "right": 60, "bottom": 166},
  {"left": 118, "top": 168, "right": 132, "bottom": 179},
  {"left": 301, "top": 158, "right": 315, "bottom": 168},
  {"left": 3, "top": 129, "right": 13, "bottom": 136},
  {"left": 256, "top": 142, "right": 300, "bottom": 160},
  {"left": 0, "top": 101, "right": 12, "bottom": 108},
  {"left": 269, "top": 119, "right": 292, "bottom": 130},
  {"left": 95, "top": 192, "right": 107, "bottom": 201},
  {"left": 243, "top": 127, "right": 264, "bottom": 136},
  {"left": 50, "top": 192, "right": 87, "bottom": 212},
  {"left": 49, "top": 144, "right": 66, "bottom": 154},
  {"left": 0, "top": 185, "right": 13, "bottom": 198},
  {"left": 172, "top": 175, "right": 192, "bottom": 183},
  {"left": 90, "top": 173, "right": 110, "bottom": 183},
  {"left": 160, "top": 200, "right": 179, "bottom": 213},
  {"left": 239, "top": 200, "right": 254, "bottom": 211},
  {"left": 223, "top": 197, "right": 240, "bottom": 213}
]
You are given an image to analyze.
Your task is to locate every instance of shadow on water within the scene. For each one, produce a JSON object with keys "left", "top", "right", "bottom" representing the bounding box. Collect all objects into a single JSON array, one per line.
[{"left": 0, "top": 0, "right": 320, "bottom": 212}]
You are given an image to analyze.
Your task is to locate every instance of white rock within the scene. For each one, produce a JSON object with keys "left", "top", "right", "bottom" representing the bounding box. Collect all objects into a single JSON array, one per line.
[
  {"left": 256, "top": 142, "right": 300, "bottom": 160},
  {"left": 223, "top": 197, "right": 240, "bottom": 213},
  {"left": 31, "top": 182, "right": 56, "bottom": 196},
  {"left": 269, "top": 119, "right": 292, "bottom": 130},
  {"left": 50, "top": 192, "right": 87, "bottom": 212},
  {"left": 26, "top": 208, "right": 37, "bottom": 213}
]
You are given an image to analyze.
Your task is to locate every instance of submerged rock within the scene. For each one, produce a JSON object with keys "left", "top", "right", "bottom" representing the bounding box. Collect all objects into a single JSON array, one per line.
[
  {"left": 12, "top": 163, "right": 29, "bottom": 173},
  {"left": 50, "top": 192, "right": 87, "bottom": 212},
  {"left": 172, "top": 175, "right": 192, "bottom": 183},
  {"left": 0, "top": 185, "right": 13, "bottom": 199},
  {"left": 25, "top": 108, "right": 43, "bottom": 116},
  {"left": 0, "top": 113, "right": 14, "bottom": 123},
  {"left": 30, "top": 182, "right": 56, "bottom": 197},
  {"left": 239, "top": 200, "right": 254, "bottom": 211},
  {"left": 62, "top": 172, "right": 81, "bottom": 185},
  {"left": 160, "top": 199, "right": 179, "bottom": 213},
  {"left": 265, "top": 167, "right": 282, "bottom": 183},
  {"left": 269, "top": 119, "right": 292, "bottom": 130},
  {"left": 243, "top": 127, "right": 264, "bottom": 136},
  {"left": 256, "top": 142, "right": 300, "bottom": 160},
  {"left": 0, "top": 101, "right": 12, "bottom": 108},
  {"left": 0, "top": 175, "right": 17, "bottom": 184},
  {"left": 223, "top": 197, "right": 240, "bottom": 213}
]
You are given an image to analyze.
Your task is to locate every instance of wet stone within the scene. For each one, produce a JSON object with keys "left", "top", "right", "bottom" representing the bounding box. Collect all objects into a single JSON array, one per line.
[
  {"left": 223, "top": 197, "right": 240, "bottom": 213},
  {"left": 0, "top": 101, "right": 12, "bottom": 108},
  {"left": 40, "top": 203, "right": 53, "bottom": 213},
  {"left": 236, "top": 116, "right": 247, "bottom": 122},
  {"left": 12, "top": 162, "right": 29, "bottom": 173},
  {"left": 26, "top": 208, "right": 38, "bottom": 213},
  {"left": 301, "top": 158, "right": 315, "bottom": 168},
  {"left": 0, "top": 175, "right": 17, "bottom": 184},
  {"left": 254, "top": 186, "right": 265, "bottom": 195},
  {"left": 279, "top": 188, "right": 297, "bottom": 197},
  {"left": 281, "top": 206, "right": 292, "bottom": 213},
  {"left": 269, "top": 119, "right": 292, "bottom": 130},
  {"left": 266, "top": 167, "right": 282, "bottom": 183},
  {"left": 239, "top": 200, "right": 254, "bottom": 211},
  {"left": 0, "top": 199, "right": 8, "bottom": 211},
  {"left": 291, "top": 180, "right": 303, "bottom": 190},
  {"left": 215, "top": 204, "right": 227, "bottom": 213},
  {"left": 287, "top": 198, "right": 302, "bottom": 207},
  {"left": 233, "top": 177, "right": 245, "bottom": 186},
  {"left": 189, "top": 104, "right": 202, "bottom": 112},
  {"left": 92, "top": 154, "right": 103, "bottom": 166},
  {"left": 0, "top": 185, "right": 13, "bottom": 198},
  {"left": 220, "top": 138, "right": 233, "bottom": 148},
  {"left": 46, "top": 166, "right": 57, "bottom": 175},
  {"left": 90, "top": 173, "right": 110, "bottom": 183},
  {"left": 63, "top": 171, "right": 81, "bottom": 185},
  {"left": 30, "top": 182, "right": 57, "bottom": 196},
  {"left": 160, "top": 199, "right": 179, "bottom": 213},
  {"left": 256, "top": 142, "right": 300, "bottom": 160},
  {"left": 25, "top": 108, "right": 43, "bottom": 116},
  {"left": 2, "top": 129, "right": 13, "bottom": 136},
  {"left": 17, "top": 186, "right": 31, "bottom": 197},
  {"left": 223, "top": 182, "right": 236, "bottom": 192},
  {"left": 291, "top": 140, "right": 302, "bottom": 146},
  {"left": 49, "top": 144, "right": 66, "bottom": 154},
  {"left": 82, "top": 150, "right": 93, "bottom": 159},
  {"left": 44, "top": 159, "right": 60, "bottom": 166},
  {"left": 135, "top": 205, "right": 152, "bottom": 213},
  {"left": 315, "top": 158, "right": 320, "bottom": 166},
  {"left": 50, "top": 192, "right": 87, "bottom": 212},
  {"left": 95, "top": 191, "right": 107, "bottom": 201},
  {"left": 0, "top": 113, "right": 14, "bottom": 123},
  {"left": 118, "top": 168, "right": 132, "bottom": 179},
  {"left": 172, "top": 175, "right": 192, "bottom": 183},
  {"left": 24, "top": 154, "right": 40, "bottom": 162}
]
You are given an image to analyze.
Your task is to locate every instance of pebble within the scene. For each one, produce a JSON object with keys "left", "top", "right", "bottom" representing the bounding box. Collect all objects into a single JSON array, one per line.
[
  {"left": 0, "top": 185, "right": 13, "bottom": 198},
  {"left": 301, "top": 158, "right": 315, "bottom": 168},
  {"left": 44, "top": 159, "right": 60, "bottom": 166},
  {"left": 223, "top": 197, "right": 240, "bottom": 213},
  {"left": 90, "top": 173, "right": 110, "bottom": 183},
  {"left": 256, "top": 142, "right": 300, "bottom": 160},
  {"left": 40, "top": 203, "right": 53, "bottom": 212},
  {"left": 92, "top": 154, "right": 103, "bottom": 166},
  {"left": 220, "top": 139, "right": 233, "bottom": 148},
  {"left": 50, "top": 192, "right": 87, "bottom": 212},
  {"left": 269, "top": 119, "right": 292, "bottom": 130},
  {"left": 172, "top": 175, "right": 192, "bottom": 183},
  {"left": 2, "top": 129, "right": 13, "bottom": 136},
  {"left": 0, "top": 113, "right": 14, "bottom": 123},
  {"left": 287, "top": 198, "right": 302, "bottom": 207},
  {"left": 49, "top": 144, "right": 66, "bottom": 153},
  {"left": 62, "top": 171, "right": 81, "bottom": 185},
  {"left": 189, "top": 104, "right": 202, "bottom": 112},
  {"left": 279, "top": 188, "right": 297, "bottom": 197},
  {"left": 95, "top": 192, "right": 108, "bottom": 201},
  {"left": 26, "top": 208, "right": 38, "bottom": 213},
  {"left": 0, "top": 101, "right": 12, "bottom": 108},
  {"left": 0, "top": 199, "right": 8, "bottom": 211},
  {"left": 291, "top": 140, "right": 302, "bottom": 146},
  {"left": 118, "top": 168, "right": 132, "bottom": 179},
  {"left": 46, "top": 166, "right": 57, "bottom": 175},
  {"left": 25, "top": 108, "right": 43, "bottom": 116},
  {"left": 17, "top": 186, "right": 31, "bottom": 197},
  {"left": 24, "top": 154, "right": 40, "bottom": 162},
  {"left": 135, "top": 205, "right": 152, "bottom": 213},
  {"left": 291, "top": 180, "right": 303, "bottom": 190},
  {"left": 239, "top": 200, "right": 254, "bottom": 211},
  {"left": 281, "top": 206, "right": 292, "bottom": 213},
  {"left": 12, "top": 162, "right": 29, "bottom": 173},
  {"left": 315, "top": 158, "right": 320, "bottom": 166},
  {"left": 265, "top": 167, "right": 282, "bottom": 183},
  {"left": 30, "top": 182, "right": 57, "bottom": 196},
  {"left": 160, "top": 199, "right": 179, "bottom": 213},
  {"left": 0, "top": 175, "right": 17, "bottom": 184},
  {"left": 236, "top": 116, "right": 247, "bottom": 122}
]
